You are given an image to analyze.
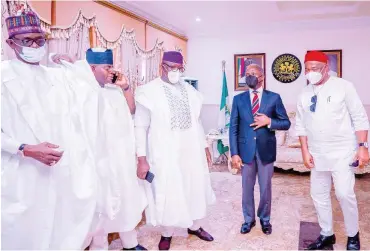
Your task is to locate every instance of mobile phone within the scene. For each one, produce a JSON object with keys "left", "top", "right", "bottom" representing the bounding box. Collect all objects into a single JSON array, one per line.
[
  {"left": 112, "top": 73, "right": 118, "bottom": 84},
  {"left": 145, "top": 171, "right": 155, "bottom": 183},
  {"left": 349, "top": 160, "right": 359, "bottom": 167}
]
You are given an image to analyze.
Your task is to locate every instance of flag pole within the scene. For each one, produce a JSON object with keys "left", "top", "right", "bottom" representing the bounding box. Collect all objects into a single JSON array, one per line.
[{"left": 222, "top": 60, "right": 226, "bottom": 72}]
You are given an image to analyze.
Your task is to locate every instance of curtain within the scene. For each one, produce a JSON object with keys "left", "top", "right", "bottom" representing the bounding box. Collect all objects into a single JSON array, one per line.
[
  {"left": 49, "top": 10, "right": 94, "bottom": 61},
  {"left": 2, "top": 0, "right": 165, "bottom": 87},
  {"left": 95, "top": 25, "right": 164, "bottom": 91}
]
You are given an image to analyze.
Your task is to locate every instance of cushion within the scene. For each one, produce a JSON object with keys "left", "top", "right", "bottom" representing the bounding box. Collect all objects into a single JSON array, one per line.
[
  {"left": 276, "top": 131, "right": 287, "bottom": 146},
  {"left": 288, "top": 142, "right": 301, "bottom": 148},
  {"left": 285, "top": 114, "right": 300, "bottom": 148},
  {"left": 276, "top": 147, "right": 303, "bottom": 163}
]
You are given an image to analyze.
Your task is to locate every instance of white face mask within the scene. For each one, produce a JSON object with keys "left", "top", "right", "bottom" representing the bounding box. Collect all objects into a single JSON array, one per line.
[
  {"left": 167, "top": 70, "right": 181, "bottom": 84},
  {"left": 305, "top": 71, "right": 323, "bottom": 85},
  {"left": 16, "top": 44, "right": 46, "bottom": 63}
]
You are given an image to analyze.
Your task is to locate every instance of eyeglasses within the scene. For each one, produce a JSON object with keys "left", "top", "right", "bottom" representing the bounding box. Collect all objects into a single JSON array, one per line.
[
  {"left": 310, "top": 95, "right": 317, "bottom": 112},
  {"left": 162, "top": 63, "right": 185, "bottom": 73},
  {"left": 12, "top": 37, "right": 47, "bottom": 47}
]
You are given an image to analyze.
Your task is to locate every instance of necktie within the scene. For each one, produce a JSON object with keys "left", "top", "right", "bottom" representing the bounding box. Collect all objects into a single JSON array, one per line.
[{"left": 252, "top": 91, "right": 259, "bottom": 116}]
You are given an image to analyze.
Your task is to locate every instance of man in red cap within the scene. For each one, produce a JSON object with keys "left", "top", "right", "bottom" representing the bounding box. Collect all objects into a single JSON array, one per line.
[
  {"left": 135, "top": 51, "right": 216, "bottom": 250},
  {"left": 296, "top": 51, "right": 369, "bottom": 250}
]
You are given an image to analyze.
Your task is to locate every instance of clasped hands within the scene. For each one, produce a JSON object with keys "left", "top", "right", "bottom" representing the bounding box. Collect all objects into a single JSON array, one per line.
[{"left": 250, "top": 113, "right": 271, "bottom": 130}]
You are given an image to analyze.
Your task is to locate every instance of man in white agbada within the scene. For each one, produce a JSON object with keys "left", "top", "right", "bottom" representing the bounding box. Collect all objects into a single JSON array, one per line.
[
  {"left": 296, "top": 51, "right": 369, "bottom": 250},
  {"left": 1, "top": 9, "right": 114, "bottom": 250},
  {"left": 135, "top": 51, "right": 216, "bottom": 250},
  {"left": 76, "top": 48, "right": 147, "bottom": 250}
]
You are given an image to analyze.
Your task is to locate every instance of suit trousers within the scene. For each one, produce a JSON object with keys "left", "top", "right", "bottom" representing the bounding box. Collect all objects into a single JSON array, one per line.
[{"left": 241, "top": 150, "right": 274, "bottom": 223}]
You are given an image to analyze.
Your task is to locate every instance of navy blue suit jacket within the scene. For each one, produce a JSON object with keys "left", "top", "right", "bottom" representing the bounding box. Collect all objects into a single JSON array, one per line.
[{"left": 229, "top": 90, "right": 291, "bottom": 164}]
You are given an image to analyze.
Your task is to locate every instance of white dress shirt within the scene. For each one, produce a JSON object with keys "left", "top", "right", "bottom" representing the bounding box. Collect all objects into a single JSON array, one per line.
[
  {"left": 249, "top": 86, "right": 263, "bottom": 107},
  {"left": 295, "top": 76, "right": 369, "bottom": 170},
  {"left": 249, "top": 86, "right": 271, "bottom": 128}
]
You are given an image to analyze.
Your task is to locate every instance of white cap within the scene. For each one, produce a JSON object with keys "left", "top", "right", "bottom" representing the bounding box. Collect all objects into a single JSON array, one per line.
[{"left": 91, "top": 47, "right": 108, "bottom": 52}]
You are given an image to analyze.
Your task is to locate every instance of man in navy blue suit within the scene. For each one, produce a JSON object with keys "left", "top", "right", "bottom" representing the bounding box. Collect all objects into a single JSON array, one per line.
[{"left": 229, "top": 64, "right": 291, "bottom": 235}]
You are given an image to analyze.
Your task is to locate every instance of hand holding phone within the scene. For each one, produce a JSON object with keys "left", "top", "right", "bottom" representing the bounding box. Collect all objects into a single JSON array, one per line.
[{"left": 112, "top": 73, "right": 118, "bottom": 83}]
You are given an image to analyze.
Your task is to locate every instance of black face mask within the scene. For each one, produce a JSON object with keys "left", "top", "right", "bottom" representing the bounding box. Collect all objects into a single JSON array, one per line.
[{"left": 245, "top": 75, "right": 258, "bottom": 89}]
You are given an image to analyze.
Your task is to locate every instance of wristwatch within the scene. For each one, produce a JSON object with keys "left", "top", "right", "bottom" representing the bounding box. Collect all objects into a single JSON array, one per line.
[
  {"left": 359, "top": 142, "right": 368, "bottom": 148},
  {"left": 123, "top": 85, "right": 130, "bottom": 92},
  {"left": 18, "top": 144, "right": 26, "bottom": 157}
]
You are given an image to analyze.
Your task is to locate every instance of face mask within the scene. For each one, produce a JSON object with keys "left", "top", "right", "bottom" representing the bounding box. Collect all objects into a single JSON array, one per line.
[
  {"left": 245, "top": 75, "right": 258, "bottom": 89},
  {"left": 305, "top": 71, "right": 323, "bottom": 85},
  {"left": 16, "top": 44, "right": 46, "bottom": 63},
  {"left": 168, "top": 70, "right": 181, "bottom": 84}
]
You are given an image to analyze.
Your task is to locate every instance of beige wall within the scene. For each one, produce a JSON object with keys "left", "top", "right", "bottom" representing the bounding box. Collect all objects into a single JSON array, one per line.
[
  {"left": 146, "top": 25, "right": 188, "bottom": 61},
  {"left": 28, "top": 0, "right": 51, "bottom": 23}
]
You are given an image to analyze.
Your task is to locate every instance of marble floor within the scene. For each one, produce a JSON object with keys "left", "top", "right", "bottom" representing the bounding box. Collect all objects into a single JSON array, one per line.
[{"left": 108, "top": 168, "right": 370, "bottom": 250}]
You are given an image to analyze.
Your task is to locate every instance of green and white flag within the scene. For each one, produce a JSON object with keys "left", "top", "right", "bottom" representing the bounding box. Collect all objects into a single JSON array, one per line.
[{"left": 217, "top": 70, "right": 230, "bottom": 155}]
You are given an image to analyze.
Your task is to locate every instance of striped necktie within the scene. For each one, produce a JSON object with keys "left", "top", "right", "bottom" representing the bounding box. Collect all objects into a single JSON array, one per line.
[{"left": 252, "top": 91, "right": 259, "bottom": 116}]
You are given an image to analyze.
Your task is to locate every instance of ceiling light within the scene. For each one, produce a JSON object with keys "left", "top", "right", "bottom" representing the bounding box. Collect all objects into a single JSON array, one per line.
[{"left": 195, "top": 17, "right": 201, "bottom": 22}]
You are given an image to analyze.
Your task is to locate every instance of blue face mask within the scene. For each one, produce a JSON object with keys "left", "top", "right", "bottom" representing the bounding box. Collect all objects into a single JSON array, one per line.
[{"left": 245, "top": 75, "right": 258, "bottom": 89}]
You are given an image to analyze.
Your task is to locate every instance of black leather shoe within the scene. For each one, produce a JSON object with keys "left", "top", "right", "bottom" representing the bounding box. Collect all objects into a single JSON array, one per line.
[
  {"left": 240, "top": 221, "right": 256, "bottom": 234},
  {"left": 187, "top": 227, "right": 214, "bottom": 241},
  {"left": 122, "top": 244, "right": 147, "bottom": 250},
  {"left": 305, "top": 234, "right": 336, "bottom": 250},
  {"left": 158, "top": 236, "right": 172, "bottom": 250},
  {"left": 260, "top": 220, "right": 272, "bottom": 235},
  {"left": 347, "top": 232, "right": 360, "bottom": 250}
]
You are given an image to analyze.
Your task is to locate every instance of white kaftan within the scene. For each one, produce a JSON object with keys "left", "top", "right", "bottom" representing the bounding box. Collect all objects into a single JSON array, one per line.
[
  {"left": 295, "top": 76, "right": 369, "bottom": 237},
  {"left": 95, "top": 84, "right": 147, "bottom": 233},
  {"left": 135, "top": 77, "right": 216, "bottom": 228},
  {"left": 1, "top": 59, "right": 104, "bottom": 249},
  {"left": 61, "top": 60, "right": 147, "bottom": 250}
]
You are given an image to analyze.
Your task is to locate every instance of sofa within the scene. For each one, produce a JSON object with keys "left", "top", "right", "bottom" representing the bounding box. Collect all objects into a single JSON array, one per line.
[{"left": 275, "top": 112, "right": 370, "bottom": 174}]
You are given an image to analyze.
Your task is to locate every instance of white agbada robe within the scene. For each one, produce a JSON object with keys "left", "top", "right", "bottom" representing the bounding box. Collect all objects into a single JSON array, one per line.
[
  {"left": 135, "top": 77, "right": 216, "bottom": 229},
  {"left": 54, "top": 60, "right": 123, "bottom": 235},
  {"left": 295, "top": 76, "right": 369, "bottom": 237},
  {"left": 96, "top": 84, "right": 147, "bottom": 234},
  {"left": 1, "top": 58, "right": 111, "bottom": 249},
  {"left": 61, "top": 60, "right": 147, "bottom": 250}
]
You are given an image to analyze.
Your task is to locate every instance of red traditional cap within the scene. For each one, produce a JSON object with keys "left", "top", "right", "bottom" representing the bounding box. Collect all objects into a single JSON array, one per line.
[{"left": 304, "top": 51, "right": 328, "bottom": 64}]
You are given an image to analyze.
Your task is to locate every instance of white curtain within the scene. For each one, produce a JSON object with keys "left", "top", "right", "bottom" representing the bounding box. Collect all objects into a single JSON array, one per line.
[
  {"left": 49, "top": 10, "right": 94, "bottom": 61},
  {"left": 1, "top": 1, "right": 14, "bottom": 61},
  {"left": 96, "top": 25, "right": 163, "bottom": 91},
  {"left": 2, "top": 1, "right": 164, "bottom": 86},
  {"left": 50, "top": 26, "right": 90, "bottom": 60}
]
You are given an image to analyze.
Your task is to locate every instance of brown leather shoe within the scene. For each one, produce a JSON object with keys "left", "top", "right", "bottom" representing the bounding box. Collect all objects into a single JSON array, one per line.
[
  {"left": 158, "top": 236, "right": 172, "bottom": 250},
  {"left": 187, "top": 227, "right": 214, "bottom": 242}
]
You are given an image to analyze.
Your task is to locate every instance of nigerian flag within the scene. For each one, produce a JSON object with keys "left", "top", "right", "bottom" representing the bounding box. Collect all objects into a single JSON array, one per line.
[{"left": 217, "top": 70, "right": 230, "bottom": 155}]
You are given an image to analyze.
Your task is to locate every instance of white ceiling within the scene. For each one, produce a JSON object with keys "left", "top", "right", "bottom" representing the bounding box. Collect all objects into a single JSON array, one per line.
[{"left": 111, "top": 1, "right": 370, "bottom": 37}]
